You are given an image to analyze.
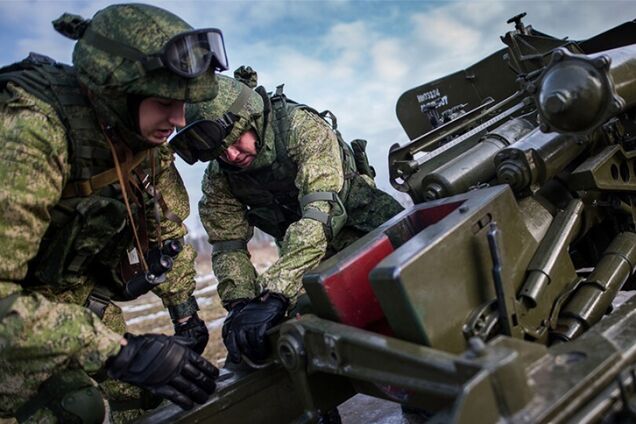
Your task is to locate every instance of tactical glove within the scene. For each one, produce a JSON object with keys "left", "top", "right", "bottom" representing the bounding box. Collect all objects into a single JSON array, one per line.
[
  {"left": 224, "top": 292, "right": 289, "bottom": 364},
  {"left": 174, "top": 312, "right": 209, "bottom": 355},
  {"left": 105, "top": 333, "right": 218, "bottom": 410},
  {"left": 222, "top": 299, "right": 249, "bottom": 364}
]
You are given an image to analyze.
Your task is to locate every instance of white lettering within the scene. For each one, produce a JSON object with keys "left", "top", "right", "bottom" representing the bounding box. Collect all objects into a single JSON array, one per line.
[{"left": 416, "top": 88, "right": 441, "bottom": 104}]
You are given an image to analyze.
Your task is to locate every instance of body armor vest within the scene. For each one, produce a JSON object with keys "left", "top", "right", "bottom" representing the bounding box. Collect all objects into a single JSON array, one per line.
[
  {"left": 221, "top": 91, "right": 357, "bottom": 240},
  {"left": 0, "top": 54, "right": 151, "bottom": 297}
]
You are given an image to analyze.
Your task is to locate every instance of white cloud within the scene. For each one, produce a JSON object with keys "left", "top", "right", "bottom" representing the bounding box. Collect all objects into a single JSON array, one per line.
[
  {"left": 372, "top": 39, "right": 410, "bottom": 80},
  {"left": 411, "top": 11, "right": 484, "bottom": 57},
  {"left": 324, "top": 20, "right": 370, "bottom": 52},
  {"left": 2, "top": 0, "right": 636, "bottom": 233}
]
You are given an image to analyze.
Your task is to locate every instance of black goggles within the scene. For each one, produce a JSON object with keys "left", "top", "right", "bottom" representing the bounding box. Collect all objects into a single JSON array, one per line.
[
  {"left": 83, "top": 27, "right": 229, "bottom": 78},
  {"left": 170, "top": 115, "right": 237, "bottom": 164}
]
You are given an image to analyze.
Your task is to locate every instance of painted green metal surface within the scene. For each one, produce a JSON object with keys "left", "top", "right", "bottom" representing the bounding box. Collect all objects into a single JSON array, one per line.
[{"left": 142, "top": 15, "right": 636, "bottom": 424}]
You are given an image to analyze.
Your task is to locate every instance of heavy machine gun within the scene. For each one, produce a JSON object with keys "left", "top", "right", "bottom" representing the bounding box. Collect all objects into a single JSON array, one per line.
[{"left": 141, "top": 14, "right": 636, "bottom": 424}]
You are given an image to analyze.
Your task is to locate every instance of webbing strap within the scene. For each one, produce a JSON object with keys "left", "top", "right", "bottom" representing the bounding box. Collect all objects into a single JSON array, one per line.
[
  {"left": 61, "top": 150, "right": 147, "bottom": 198},
  {"left": 228, "top": 84, "right": 251, "bottom": 115},
  {"left": 300, "top": 192, "right": 340, "bottom": 225},
  {"left": 104, "top": 131, "right": 149, "bottom": 272},
  {"left": 84, "top": 287, "right": 112, "bottom": 319},
  {"left": 132, "top": 167, "right": 183, "bottom": 226},
  {"left": 82, "top": 27, "right": 146, "bottom": 64},
  {"left": 300, "top": 191, "right": 337, "bottom": 209},
  {"left": 302, "top": 208, "right": 329, "bottom": 225},
  {"left": 212, "top": 239, "right": 247, "bottom": 253}
]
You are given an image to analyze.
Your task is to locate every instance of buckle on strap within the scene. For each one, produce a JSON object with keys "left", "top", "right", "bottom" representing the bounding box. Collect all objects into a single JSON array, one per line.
[{"left": 84, "top": 291, "right": 111, "bottom": 319}]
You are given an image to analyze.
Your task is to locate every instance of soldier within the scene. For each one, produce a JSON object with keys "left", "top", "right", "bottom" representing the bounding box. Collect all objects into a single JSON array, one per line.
[
  {"left": 0, "top": 4, "right": 225, "bottom": 423},
  {"left": 171, "top": 72, "right": 404, "bottom": 365}
]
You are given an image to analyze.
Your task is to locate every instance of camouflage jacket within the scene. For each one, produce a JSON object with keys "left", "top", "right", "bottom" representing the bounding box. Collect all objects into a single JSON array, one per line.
[
  {"left": 0, "top": 82, "right": 196, "bottom": 415},
  {"left": 200, "top": 107, "right": 404, "bottom": 306}
]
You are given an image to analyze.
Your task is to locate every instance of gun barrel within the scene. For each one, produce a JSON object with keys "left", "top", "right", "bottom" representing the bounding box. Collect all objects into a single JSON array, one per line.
[
  {"left": 536, "top": 44, "right": 636, "bottom": 133},
  {"left": 421, "top": 117, "right": 534, "bottom": 200}
]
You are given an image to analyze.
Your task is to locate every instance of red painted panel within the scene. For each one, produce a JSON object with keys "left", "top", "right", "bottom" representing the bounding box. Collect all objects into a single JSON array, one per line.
[{"left": 322, "top": 236, "right": 394, "bottom": 330}]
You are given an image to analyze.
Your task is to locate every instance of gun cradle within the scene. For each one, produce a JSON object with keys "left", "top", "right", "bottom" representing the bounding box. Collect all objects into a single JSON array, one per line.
[{"left": 140, "top": 16, "right": 636, "bottom": 424}]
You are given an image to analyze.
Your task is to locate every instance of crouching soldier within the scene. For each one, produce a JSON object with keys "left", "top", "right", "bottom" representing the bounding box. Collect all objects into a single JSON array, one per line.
[
  {"left": 171, "top": 72, "right": 404, "bottom": 368},
  {"left": 0, "top": 4, "right": 228, "bottom": 422}
]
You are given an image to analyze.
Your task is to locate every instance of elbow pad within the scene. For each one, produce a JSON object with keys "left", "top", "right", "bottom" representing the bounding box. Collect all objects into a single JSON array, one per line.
[{"left": 300, "top": 191, "right": 347, "bottom": 240}]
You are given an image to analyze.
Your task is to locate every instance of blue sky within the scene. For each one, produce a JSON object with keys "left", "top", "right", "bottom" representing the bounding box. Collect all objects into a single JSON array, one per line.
[{"left": 1, "top": 0, "right": 634, "bottom": 235}]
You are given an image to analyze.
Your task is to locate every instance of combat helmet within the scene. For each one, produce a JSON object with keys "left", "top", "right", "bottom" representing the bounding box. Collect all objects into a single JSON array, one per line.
[
  {"left": 53, "top": 3, "right": 227, "bottom": 150},
  {"left": 172, "top": 74, "right": 275, "bottom": 165}
]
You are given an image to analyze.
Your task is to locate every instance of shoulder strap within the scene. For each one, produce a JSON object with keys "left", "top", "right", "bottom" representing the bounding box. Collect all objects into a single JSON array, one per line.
[
  {"left": 61, "top": 150, "right": 148, "bottom": 198},
  {"left": 269, "top": 85, "right": 296, "bottom": 170}
]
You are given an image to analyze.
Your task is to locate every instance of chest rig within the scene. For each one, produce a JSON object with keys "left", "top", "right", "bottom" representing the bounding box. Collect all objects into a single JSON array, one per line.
[
  {"left": 0, "top": 54, "right": 161, "bottom": 298},
  {"left": 221, "top": 86, "right": 357, "bottom": 241}
]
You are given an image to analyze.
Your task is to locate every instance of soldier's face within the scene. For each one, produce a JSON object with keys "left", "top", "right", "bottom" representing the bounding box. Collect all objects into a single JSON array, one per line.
[
  {"left": 220, "top": 130, "right": 258, "bottom": 168},
  {"left": 138, "top": 97, "right": 186, "bottom": 145}
]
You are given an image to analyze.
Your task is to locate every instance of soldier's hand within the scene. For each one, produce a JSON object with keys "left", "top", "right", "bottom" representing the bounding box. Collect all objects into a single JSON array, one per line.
[
  {"left": 225, "top": 292, "right": 288, "bottom": 364},
  {"left": 174, "top": 312, "right": 209, "bottom": 355},
  {"left": 105, "top": 333, "right": 218, "bottom": 409},
  {"left": 222, "top": 299, "right": 249, "bottom": 364}
]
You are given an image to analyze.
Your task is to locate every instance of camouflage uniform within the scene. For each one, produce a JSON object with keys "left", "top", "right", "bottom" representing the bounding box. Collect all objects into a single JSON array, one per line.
[
  {"left": 0, "top": 4, "right": 219, "bottom": 423},
  {"left": 197, "top": 76, "right": 404, "bottom": 306}
]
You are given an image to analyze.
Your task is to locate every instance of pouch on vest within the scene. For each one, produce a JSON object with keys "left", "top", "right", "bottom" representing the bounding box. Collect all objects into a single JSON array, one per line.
[
  {"left": 31, "top": 196, "right": 129, "bottom": 288},
  {"left": 343, "top": 175, "right": 404, "bottom": 233}
]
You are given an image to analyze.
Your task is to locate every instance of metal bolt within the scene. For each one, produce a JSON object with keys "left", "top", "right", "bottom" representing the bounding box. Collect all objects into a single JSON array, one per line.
[
  {"left": 525, "top": 82, "right": 536, "bottom": 94},
  {"left": 593, "top": 55, "right": 610, "bottom": 69},
  {"left": 544, "top": 90, "right": 572, "bottom": 114},
  {"left": 611, "top": 98, "right": 624, "bottom": 113},
  {"left": 468, "top": 337, "right": 487, "bottom": 357},
  {"left": 277, "top": 333, "right": 305, "bottom": 371},
  {"left": 424, "top": 183, "right": 443, "bottom": 201}
]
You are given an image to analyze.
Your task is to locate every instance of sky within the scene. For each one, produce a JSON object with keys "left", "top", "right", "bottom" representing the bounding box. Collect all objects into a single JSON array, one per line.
[{"left": 1, "top": 0, "right": 634, "bottom": 236}]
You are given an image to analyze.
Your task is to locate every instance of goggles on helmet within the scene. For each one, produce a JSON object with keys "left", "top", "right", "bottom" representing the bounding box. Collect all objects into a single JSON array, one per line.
[
  {"left": 170, "top": 115, "right": 237, "bottom": 164},
  {"left": 83, "top": 27, "right": 229, "bottom": 78}
]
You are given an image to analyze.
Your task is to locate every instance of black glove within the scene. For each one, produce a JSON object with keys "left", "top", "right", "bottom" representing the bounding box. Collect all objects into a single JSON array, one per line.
[
  {"left": 106, "top": 333, "right": 218, "bottom": 410},
  {"left": 224, "top": 292, "right": 288, "bottom": 364},
  {"left": 222, "top": 299, "right": 249, "bottom": 364},
  {"left": 174, "top": 313, "right": 209, "bottom": 355}
]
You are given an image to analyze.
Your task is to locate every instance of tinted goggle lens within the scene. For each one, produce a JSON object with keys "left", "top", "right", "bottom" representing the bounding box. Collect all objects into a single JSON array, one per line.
[
  {"left": 164, "top": 29, "right": 228, "bottom": 78},
  {"left": 170, "top": 118, "right": 234, "bottom": 163}
]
